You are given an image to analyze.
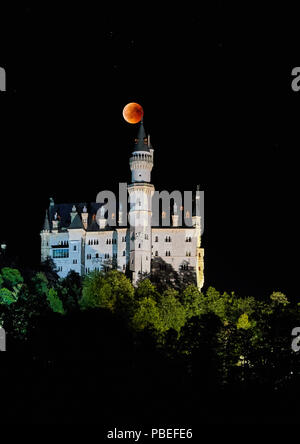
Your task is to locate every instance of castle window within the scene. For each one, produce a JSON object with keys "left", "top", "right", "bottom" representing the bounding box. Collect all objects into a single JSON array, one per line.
[
  {"left": 53, "top": 249, "right": 69, "bottom": 259},
  {"left": 87, "top": 254, "right": 91, "bottom": 260},
  {"left": 123, "top": 264, "right": 126, "bottom": 271},
  {"left": 145, "top": 234, "right": 149, "bottom": 240},
  {"left": 73, "top": 245, "right": 77, "bottom": 251},
  {"left": 123, "top": 251, "right": 126, "bottom": 256},
  {"left": 73, "top": 259, "right": 77, "bottom": 264},
  {"left": 155, "top": 251, "right": 158, "bottom": 256},
  {"left": 155, "top": 236, "right": 158, "bottom": 242},
  {"left": 165, "top": 251, "right": 171, "bottom": 256},
  {"left": 186, "top": 251, "right": 191, "bottom": 257},
  {"left": 138, "top": 243, "right": 141, "bottom": 248},
  {"left": 95, "top": 253, "right": 99, "bottom": 258},
  {"left": 122, "top": 236, "right": 126, "bottom": 242}
]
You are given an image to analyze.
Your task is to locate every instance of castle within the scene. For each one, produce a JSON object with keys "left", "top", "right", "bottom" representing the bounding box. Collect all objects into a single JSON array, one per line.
[{"left": 40, "top": 122, "right": 204, "bottom": 289}]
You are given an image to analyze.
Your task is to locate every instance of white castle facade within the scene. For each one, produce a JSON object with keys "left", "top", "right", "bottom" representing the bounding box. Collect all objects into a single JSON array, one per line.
[{"left": 40, "top": 122, "right": 204, "bottom": 289}]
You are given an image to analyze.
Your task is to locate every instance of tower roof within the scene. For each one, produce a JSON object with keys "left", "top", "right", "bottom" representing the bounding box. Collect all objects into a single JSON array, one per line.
[
  {"left": 133, "top": 120, "right": 150, "bottom": 152},
  {"left": 69, "top": 213, "right": 84, "bottom": 229},
  {"left": 43, "top": 210, "right": 50, "bottom": 231}
]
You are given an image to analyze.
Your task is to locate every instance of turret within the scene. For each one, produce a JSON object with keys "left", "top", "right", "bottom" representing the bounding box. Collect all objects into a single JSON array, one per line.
[
  {"left": 40, "top": 209, "right": 51, "bottom": 261},
  {"left": 128, "top": 121, "right": 155, "bottom": 285},
  {"left": 129, "top": 120, "right": 154, "bottom": 183}
]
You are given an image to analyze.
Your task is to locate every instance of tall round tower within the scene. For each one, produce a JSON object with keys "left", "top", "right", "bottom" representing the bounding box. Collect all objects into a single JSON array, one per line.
[{"left": 128, "top": 120, "right": 155, "bottom": 285}]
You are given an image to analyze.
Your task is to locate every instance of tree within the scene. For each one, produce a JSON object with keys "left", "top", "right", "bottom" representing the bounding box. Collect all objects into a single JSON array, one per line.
[
  {"left": 270, "top": 291, "right": 289, "bottom": 307},
  {"left": 0, "top": 288, "right": 17, "bottom": 305},
  {"left": 157, "top": 289, "right": 186, "bottom": 333},
  {"left": 1, "top": 267, "right": 23, "bottom": 290},
  {"left": 131, "top": 297, "right": 163, "bottom": 332},
  {"left": 135, "top": 279, "right": 159, "bottom": 301},
  {"left": 181, "top": 285, "right": 205, "bottom": 319},
  {"left": 59, "top": 270, "right": 82, "bottom": 312},
  {"left": 80, "top": 270, "right": 134, "bottom": 317},
  {"left": 236, "top": 313, "right": 251, "bottom": 330},
  {"left": 47, "top": 288, "right": 65, "bottom": 314}
]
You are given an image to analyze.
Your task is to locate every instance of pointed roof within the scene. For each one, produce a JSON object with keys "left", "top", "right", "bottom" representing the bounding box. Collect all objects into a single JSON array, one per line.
[
  {"left": 43, "top": 210, "right": 50, "bottom": 231},
  {"left": 133, "top": 120, "right": 150, "bottom": 152},
  {"left": 69, "top": 213, "right": 84, "bottom": 229}
]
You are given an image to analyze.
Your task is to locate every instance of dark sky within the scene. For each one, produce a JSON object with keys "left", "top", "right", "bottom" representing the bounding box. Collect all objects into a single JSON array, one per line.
[{"left": 0, "top": 3, "right": 299, "bottom": 299}]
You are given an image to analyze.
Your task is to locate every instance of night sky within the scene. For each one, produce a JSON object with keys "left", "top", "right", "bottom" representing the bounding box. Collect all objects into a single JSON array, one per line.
[{"left": 0, "top": 4, "right": 298, "bottom": 298}]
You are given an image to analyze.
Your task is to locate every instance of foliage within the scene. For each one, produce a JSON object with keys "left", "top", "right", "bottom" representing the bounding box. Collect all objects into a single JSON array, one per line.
[
  {"left": 157, "top": 289, "right": 186, "bottom": 332},
  {"left": 131, "top": 297, "right": 163, "bottom": 332},
  {"left": 47, "top": 288, "right": 65, "bottom": 314},
  {"left": 80, "top": 270, "right": 135, "bottom": 317},
  {"left": 1, "top": 263, "right": 297, "bottom": 395},
  {"left": 0, "top": 288, "right": 16, "bottom": 305},
  {"left": 270, "top": 291, "right": 289, "bottom": 306},
  {"left": 59, "top": 270, "right": 82, "bottom": 312},
  {"left": 236, "top": 313, "right": 251, "bottom": 330},
  {"left": 135, "top": 279, "right": 159, "bottom": 301},
  {"left": 1, "top": 267, "right": 23, "bottom": 290}
]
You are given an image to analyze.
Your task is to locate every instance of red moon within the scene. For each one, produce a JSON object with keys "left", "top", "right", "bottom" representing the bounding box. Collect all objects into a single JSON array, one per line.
[{"left": 123, "top": 102, "right": 144, "bottom": 124}]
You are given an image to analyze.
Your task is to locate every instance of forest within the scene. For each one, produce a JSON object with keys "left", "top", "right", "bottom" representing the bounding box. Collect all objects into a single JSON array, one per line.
[{"left": 1, "top": 258, "right": 300, "bottom": 424}]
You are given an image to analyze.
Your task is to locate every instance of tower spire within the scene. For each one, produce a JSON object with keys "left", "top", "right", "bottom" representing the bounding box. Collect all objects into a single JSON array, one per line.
[
  {"left": 134, "top": 119, "right": 150, "bottom": 152},
  {"left": 43, "top": 210, "right": 50, "bottom": 231}
]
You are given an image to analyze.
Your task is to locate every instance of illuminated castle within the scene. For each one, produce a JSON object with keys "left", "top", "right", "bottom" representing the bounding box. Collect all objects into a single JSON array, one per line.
[{"left": 41, "top": 122, "right": 204, "bottom": 289}]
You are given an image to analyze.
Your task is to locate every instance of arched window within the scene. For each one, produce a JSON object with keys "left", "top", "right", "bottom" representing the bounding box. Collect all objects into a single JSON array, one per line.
[
  {"left": 155, "top": 251, "right": 158, "bottom": 256},
  {"left": 155, "top": 236, "right": 158, "bottom": 242},
  {"left": 123, "top": 251, "right": 126, "bottom": 256}
]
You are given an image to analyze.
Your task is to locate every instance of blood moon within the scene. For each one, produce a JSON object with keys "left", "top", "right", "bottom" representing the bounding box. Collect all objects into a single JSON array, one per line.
[{"left": 122, "top": 102, "right": 144, "bottom": 124}]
